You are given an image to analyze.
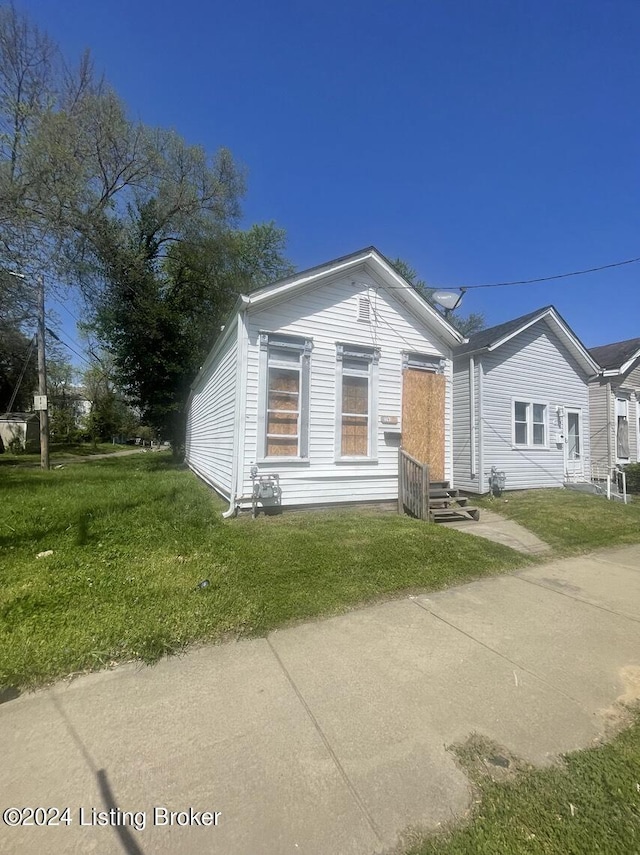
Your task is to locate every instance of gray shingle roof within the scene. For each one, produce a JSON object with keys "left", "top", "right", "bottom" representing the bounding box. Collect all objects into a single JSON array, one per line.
[
  {"left": 588, "top": 337, "right": 640, "bottom": 371},
  {"left": 454, "top": 306, "right": 554, "bottom": 356}
]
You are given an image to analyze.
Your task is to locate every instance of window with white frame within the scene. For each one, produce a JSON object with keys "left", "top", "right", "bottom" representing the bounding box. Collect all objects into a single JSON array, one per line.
[
  {"left": 513, "top": 401, "right": 547, "bottom": 447},
  {"left": 336, "top": 344, "right": 379, "bottom": 458},
  {"left": 616, "top": 397, "right": 630, "bottom": 460},
  {"left": 259, "top": 333, "right": 311, "bottom": 459}
]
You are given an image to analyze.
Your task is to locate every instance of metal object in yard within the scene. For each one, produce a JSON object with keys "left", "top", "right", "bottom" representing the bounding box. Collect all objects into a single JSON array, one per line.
[
  {"left": 250, "top": 466, "right": 282, "bottom": 518},
  {"left": 489, "top": 466, "right": 506, "bottom": 497}
]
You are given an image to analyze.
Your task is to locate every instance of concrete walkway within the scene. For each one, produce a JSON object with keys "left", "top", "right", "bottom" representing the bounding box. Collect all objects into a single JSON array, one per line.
[
  {"left": 2, "top": 545, "right": 639, "bottom": 855},
  {"left": 443, "top": 506, "right": 552, "bottom": 554}
]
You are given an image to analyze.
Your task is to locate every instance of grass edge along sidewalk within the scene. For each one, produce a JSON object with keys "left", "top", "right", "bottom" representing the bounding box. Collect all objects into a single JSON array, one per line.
[
  {"left": 1, "top": 454, "right": 528, "bottom": 692},
  {"left": 407, "top": 707, "right": 640, "bottom": 855}
]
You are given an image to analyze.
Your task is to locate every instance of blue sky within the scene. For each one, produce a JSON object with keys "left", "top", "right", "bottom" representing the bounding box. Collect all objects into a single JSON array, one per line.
[{"left": 24, "top": 0, "right": 640, "bottom": 361}]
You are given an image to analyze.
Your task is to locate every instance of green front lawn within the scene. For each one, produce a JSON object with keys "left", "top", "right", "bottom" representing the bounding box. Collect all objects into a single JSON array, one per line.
[
  {"left": 0, "top": 455, "right": 526, "bottom": 690},
  {"left": 0, "top": 442, "right": 131, "bottom": 467},
  {"left": 476, "top": 489, "right": 640, "bottom": 553}
]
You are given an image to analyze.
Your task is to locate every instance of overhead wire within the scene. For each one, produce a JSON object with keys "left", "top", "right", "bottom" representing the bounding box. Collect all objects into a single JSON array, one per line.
[
  {"left": 45, "top": 326, "right": 94, "bottom": 368},
  {"left": 459, "top": 254, "right": 640, "bottom": 290}
]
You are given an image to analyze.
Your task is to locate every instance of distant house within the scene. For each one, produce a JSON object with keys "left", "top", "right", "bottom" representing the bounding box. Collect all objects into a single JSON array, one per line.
[
  {"left": 588, "top": 337, "right": 640, "bottom": 473},
  {"left": 0, "top": 412, "right": 39, "bottom": 452},
  {"left": 452, "top": 306, "right": 600, "bottom": 493},
  {"left": 186, "top": 247, "right": 463, "bottom": 514}
]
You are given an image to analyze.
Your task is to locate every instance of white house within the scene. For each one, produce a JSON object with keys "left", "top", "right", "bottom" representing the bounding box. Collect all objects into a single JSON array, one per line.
[
  {"left": 186, "top": 247, "right": 463, "bottom": 514},
  {"left": 452, "top": 306, "right": 600, "bottom": 494},
  {"left": 588, "top": 337, "right": 640, "bottom": 473},
  {"left": 0, "top": 412, "right": 40, "bottom": 452}
]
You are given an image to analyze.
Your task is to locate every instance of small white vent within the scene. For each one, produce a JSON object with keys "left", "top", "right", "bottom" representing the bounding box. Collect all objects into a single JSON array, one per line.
[{"left": 357, "top": 296, "right": 371, "bottom": 323}]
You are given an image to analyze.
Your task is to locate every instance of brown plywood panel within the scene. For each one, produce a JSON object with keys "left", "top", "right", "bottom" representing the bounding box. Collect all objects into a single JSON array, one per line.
[{"left": 402, "top": 369, "right": 445, "bottom": 479}]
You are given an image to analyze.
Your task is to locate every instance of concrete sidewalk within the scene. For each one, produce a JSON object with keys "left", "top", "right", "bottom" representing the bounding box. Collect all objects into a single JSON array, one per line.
[
  {"left": 1, "top": 545, "right": 639, "bottom": 855},
  {"left": 442, "top": 506, "right": 552, "bottom": 554}
]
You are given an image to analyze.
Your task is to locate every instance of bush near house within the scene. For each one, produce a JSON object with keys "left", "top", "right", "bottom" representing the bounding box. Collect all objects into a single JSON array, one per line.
[{"left": 623, "top": 463, "right": 640, "bottom": 494}]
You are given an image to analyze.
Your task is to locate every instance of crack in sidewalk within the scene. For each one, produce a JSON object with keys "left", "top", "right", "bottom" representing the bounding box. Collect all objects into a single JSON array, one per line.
[{"left": 266, "top": 637, "right": 384, "bottom": 846}]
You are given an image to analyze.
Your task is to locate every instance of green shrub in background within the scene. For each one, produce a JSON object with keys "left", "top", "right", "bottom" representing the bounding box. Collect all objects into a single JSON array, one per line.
[{"left": 624, "top": 462, "right": 640, "bottom": 494}]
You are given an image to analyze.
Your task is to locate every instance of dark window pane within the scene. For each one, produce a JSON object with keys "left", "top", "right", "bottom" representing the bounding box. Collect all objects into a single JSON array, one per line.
[
  {"left": 533, "top": 423, "right": 545, "bottom": 445},
  {"left": 514, "top": 401, "right": 528, "bottom": 422},
  {"left": 515, "top": 423, "right": 527, "bottom": 444},
  {"left": 617, "top": 416, "right": 630, "bottom": 458},
  {"left": 269, "top": 368, "right": 299, "bottom": 394},
  {"left": 533, "top": 404, "right": 545, "bottom": 423}
]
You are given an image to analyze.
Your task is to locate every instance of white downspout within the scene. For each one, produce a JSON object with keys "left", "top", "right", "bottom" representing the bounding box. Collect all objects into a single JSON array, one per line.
[
  {"left": 606, "top": 381, "right": 612, "bottom": 473},
  {"left": 469, "top": 355, "right": 477, "bottom": 478},
  {"left": 223, "top": 297, "right": 250, "bottom": 518},
  {"left": 477, "top": 357, "right": 485, "bottom": 492}
]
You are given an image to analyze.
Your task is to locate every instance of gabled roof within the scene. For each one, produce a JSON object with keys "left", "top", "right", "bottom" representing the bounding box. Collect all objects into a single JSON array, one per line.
[
  {"left": 191, "top": 247, "right": 463, "bottom": 392},
  {"left": 244, "top": 246, "right": 464, "bottom": 347},
  {"left": 454, "top": 305, "right": 600, "bottom": 376},
  {"left": 589, "top": 337, "right": 640, "bottom": 375}
]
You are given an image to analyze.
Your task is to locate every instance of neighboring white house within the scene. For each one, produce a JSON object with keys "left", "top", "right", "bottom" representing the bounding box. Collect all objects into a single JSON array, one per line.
[
  {"left": 452, "top": 306, "right": 600, "bottom": 494},
  {"left": 588, "top": 337, "right": 640, "bottom": 473},
  {"left": 0, "top": 412, "right": 39, "bottom": 452},
  {"left": 186, "top": 247, "right": 463, "bottom": 513}
]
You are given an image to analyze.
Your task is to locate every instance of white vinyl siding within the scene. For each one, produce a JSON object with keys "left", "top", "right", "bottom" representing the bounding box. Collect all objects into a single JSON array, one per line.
[
  {"left": 453, "top": 358, "right": 482, "bottom": 492},
  {"left": 185, "top": 329, "right": 238, "bottom": 498},
  {"left": 589, "top": 360, "right": 640, "bottom": 470},
  {"left": 454, "top": 322, "right": 591, "bottom": 492},
  {"left": 588, "top": 381, "right": 611, "bottom": 470},
  {"left": 238, "top": 272, "right": 453, "bottom": 507}
]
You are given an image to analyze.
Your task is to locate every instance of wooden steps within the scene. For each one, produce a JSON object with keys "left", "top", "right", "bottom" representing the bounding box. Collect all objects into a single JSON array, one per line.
[
  {"left": 428, "top": 480, "right": 479, "bottom": 523},
  {"left": 398, "top": 451, "right": 479, "bottom": 523}
]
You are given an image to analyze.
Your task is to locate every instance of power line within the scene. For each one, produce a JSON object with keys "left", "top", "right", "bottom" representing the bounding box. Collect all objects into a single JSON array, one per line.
[
  {"left": 45, "top": 326, "right": 93, "bottom": 367},
  {"left": 460, "top": 254, "right": 640, "bottom": 290}
]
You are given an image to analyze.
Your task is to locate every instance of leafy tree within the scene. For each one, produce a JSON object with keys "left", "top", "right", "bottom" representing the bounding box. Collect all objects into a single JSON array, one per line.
[
  {"left": 0, "top": 325, "right": 36, "bottom": 410},
  {"left": 47, "top": 354, "right": 82, "bottom": 442},
  {"left": 81, "top": 358, "right": 138, "bottom": 443},
  {"left": 90, "top": 218, "right": 293, "bottom": 450},
  {"left": 0, "top": 6, "right": 293, "bottom": 455},
  {"left": 391, "top": 257, "right": 485, "bottom": 337}
]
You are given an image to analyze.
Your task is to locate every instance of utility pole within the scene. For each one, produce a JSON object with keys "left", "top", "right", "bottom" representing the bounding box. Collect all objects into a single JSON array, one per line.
[
  {"left": 7, "top": 268, "right": 49, "bottom": 469},
  {"left": 36, "top": 274, "right": 49, "bottom": 470}
]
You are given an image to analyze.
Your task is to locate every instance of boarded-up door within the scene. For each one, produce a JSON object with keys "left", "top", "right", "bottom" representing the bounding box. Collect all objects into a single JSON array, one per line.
[{"left": 401, "top": 369, "right": 445, "bottom": 480}]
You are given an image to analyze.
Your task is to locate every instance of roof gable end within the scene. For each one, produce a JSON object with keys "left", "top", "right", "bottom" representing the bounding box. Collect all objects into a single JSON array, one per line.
[
  {"left": 454, "top": 306, "right": 599, "bottom": 376},
  {"left": 589, "top": 337, "right": 640, "bottom": 375},
  {"left": 245, "top": 246, "right": 464, "bottom": 347}
]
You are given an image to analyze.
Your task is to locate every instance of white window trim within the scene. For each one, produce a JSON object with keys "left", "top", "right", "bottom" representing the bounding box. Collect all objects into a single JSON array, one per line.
[
  {"left": 257, "top": 332, "right": 312, "bottom": 462},
  {"left": 615, "top": 396, "right": 630, "bottom": 463},
  {"left": 512, "top": 398, "right": 549, "bottom": 449},
  {"left": 335, "top": 343, "right": 379, "bottom": 462}
]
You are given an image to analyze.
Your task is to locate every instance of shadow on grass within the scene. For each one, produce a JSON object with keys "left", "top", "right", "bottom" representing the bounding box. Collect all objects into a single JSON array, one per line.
[{"left": 0, "top": 498, "right": 147, "bottom": 550}]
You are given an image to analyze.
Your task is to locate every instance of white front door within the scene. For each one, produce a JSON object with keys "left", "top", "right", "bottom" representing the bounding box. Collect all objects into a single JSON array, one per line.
[{"left": 564, "top": 408, "right": 583, "bottom": 480}]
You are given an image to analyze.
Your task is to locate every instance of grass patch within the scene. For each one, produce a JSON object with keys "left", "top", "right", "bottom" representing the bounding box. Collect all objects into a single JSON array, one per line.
[
  {"left": 0, "top": 442, "right": 131, "bottom": 467},
  {"left": 0, "top": 455, "right": 527, "bottom": 690},
  {"left": 476, "top": 489, "right": 640, "bottom": 554},
  {"left": 409, "top": 710, "right": 640, "bottom": 854}
]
